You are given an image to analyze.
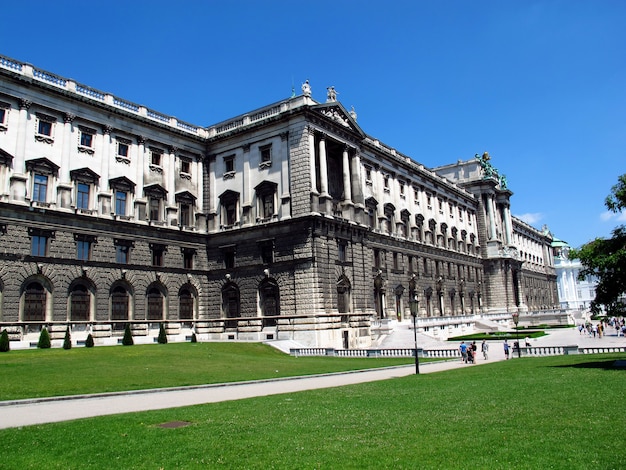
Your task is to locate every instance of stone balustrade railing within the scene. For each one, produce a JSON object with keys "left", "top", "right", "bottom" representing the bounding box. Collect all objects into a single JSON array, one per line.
[{"left": 0, "top": 54, "right": 202, "bottom": 137}]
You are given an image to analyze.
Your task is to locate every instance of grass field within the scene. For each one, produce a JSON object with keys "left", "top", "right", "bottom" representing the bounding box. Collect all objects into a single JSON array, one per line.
[
  {"left": 0, "top": 342, "right": 415, "bottom": 400},
  {"left": 1, "top": 352, "right": 625, "bottom": 468}
]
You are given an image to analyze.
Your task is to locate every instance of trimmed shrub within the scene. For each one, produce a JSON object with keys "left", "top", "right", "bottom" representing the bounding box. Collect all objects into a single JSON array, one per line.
[
  {"left": 191, "top": 333, "right": 197, "bottom": 343},
  {"left": 85, "top": 333, "right": 94, "bottom": 348},
  {"left": 0, "top": 329, "right": 10, "bottom": 352},
  {"left": 37, "top": 327, "right": 51, "bottom": 349},
  {"left": 122, "top": 324, "right": 134, "bottom": 346},
  {"left": 63, "top": 327, "right": 72, "bottom": 350},
  {"left": 158, "top": 323, "right": 168, "bottom": 344}
]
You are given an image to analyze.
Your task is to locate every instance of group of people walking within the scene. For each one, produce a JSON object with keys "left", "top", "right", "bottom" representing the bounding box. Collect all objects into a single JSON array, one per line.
[{"left": 459, "top": 340, "right": 489, "bottom": 363}]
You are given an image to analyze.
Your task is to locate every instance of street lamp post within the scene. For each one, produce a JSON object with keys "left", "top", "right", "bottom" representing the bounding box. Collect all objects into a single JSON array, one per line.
[
  {"left": 410, "top": 295, "right": 420, "bottom": 374},
  {"left": 511, "top": 313, "right": 521, "bottom": 358}
]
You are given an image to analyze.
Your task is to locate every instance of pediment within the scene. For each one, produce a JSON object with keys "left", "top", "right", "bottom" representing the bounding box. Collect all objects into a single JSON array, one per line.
[
  {"left": 0, "top": 147, "right": 13, "bottom": 166},
  {"left": 311, "top": 102, "right": 365, "bottom": 137}
]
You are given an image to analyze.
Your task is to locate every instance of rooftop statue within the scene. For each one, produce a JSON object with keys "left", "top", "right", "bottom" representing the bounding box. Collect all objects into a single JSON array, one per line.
[
  {"left": 475, "top": 151, "right": 498, "bottom": 180},
  {"left": 302, "top": 80, "right": 311, "bottom": 97},
  {"left": 326, "top": 86, "right": 337, "bottom": 102},
  {"left": 500, "top": 174, "right": 508, "bottom": 189}
]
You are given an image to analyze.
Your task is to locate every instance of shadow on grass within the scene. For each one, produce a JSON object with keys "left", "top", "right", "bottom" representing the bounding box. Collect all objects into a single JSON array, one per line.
[{"left": 553, "top": 359, "right": 626, "bottom": 370}]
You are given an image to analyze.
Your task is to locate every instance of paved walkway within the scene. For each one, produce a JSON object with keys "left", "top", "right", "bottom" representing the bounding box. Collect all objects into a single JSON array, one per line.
[{"left": 0, "top": 326, "right": 623, "bottom": 430}]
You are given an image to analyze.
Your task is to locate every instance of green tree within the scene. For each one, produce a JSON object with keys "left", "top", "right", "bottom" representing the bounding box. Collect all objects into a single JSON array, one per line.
[
  {"left": 570, "top": 174, "right": 626, "bottom": 315},
  {"left": 0, "top": 329, "right": 10, "bottom": 352},
  {"left": 37, "top": 327, "right": 51, "bottom": 349},
  {"left": 122, "top": 324, "right": 134, "bottom": 346},
  {"left": 85, "top": 333, "right": 95, "bottom": 348},
  {"left": 157, "top": 323, "right": 168, "bottom": 344},
  {"left": 63, "top": 327, "right": 72, "bottom": 350}
]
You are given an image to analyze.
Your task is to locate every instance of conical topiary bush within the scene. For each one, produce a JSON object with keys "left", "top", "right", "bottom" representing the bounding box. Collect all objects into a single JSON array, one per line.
[
  {"left": 122, "top": 324, "right": 134, "bottom": 346},
  {"left": 37, "top": 327, "right": 51, "bottom": 349},
  {"left": 85, "top": 333, "right": 94, "bottom": 348},
  {"left": 0, "top": 329, "right": 10, "bottom": 352},
  {"left": 158, "top": 323, "right": 168, "bottom": 344},
  {"left": 63, "top": 326, "right": 72, "bottom": 350}
]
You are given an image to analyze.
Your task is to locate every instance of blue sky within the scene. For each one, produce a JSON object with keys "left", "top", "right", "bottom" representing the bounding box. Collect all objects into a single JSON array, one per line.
[{"left": 1, "top": 0, "right": 624, "bottom": 248}]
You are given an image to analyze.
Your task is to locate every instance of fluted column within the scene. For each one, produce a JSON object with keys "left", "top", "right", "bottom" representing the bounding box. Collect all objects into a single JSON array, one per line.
[{"left": 308, "top": 126, "right": 318, "bottom": 194}]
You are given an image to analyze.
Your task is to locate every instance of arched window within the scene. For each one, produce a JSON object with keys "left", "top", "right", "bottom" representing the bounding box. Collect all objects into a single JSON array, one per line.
[
  {"left": 179, "top": 287, "right": 194, "bottom": 321},
  {"left": 147, "top": 287, "right": 164, "bottom": 321},
  {"left": 222, "top": 282, "right": 240, "bottom": 328},
  {"left": 259, "top": 278, "right": 279, "bottom": 326},
  {"left": 70, "top": 284, "right": 90, "bottom": 321},
  {"left": 111, "top": 285, "right": 129, "bottom": 321},
  {"left": 337, "top": 276, "right": 351, "bottom": 314},
  {"left": 24, "top": 282, "right": 46, "bottom": 321}
]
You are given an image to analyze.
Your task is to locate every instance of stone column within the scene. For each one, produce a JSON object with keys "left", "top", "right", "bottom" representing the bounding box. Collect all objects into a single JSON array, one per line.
[
  {"left": 61, "top": 113, "right": 74, "bottom": 182},
  {"left": 101, "top": 126, "right": 112, "bottom": 192},
  {"left": 242, "top": 144, "right": 251, "bottom": 226},
  {"left": 503, "top": 203, "right": 513, "bottom": 245},
  {"left": 167, "top": 147, "right": 177, "bottom": 208},
  {"left": 342, "top": 145, "right": 352, "bottom": 203},
  {"left": 308, "top": 126, "right": 318, "bottom": 193},
  {"left": 318, "top": 134, "right": 329, "bottom": 197},
  {"left": 485, "top": 193, "right": 496, "bottom": 240},
  {"left": 15, "top": 99, "right": 31, "bottom": 173},
  {"left": 280, "top": 131, "right": 291, "bottom": 220}
]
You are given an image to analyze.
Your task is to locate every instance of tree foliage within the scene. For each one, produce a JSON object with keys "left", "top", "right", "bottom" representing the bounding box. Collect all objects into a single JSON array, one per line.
[
  {"left": 122, "top": 324, "right": 134, "bottom": 346},
  {"left": 157, "top": 323, "right": 168, "bottom": 344},
  {"left": 63, "top": 327, "right": 72, "bottom": 350},
  {"left": 570, "top": 174, "right": 626, "bottom": 315},
  {"left": 37, "top": 327, "right": 51, "bottom": 349},
  {"left": 0, "top": 329, "right": 10, "bottom": 352}
]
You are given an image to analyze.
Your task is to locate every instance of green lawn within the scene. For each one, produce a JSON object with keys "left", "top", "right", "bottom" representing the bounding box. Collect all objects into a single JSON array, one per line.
[
  {"left": 0, "top": 354, "right": 624, "bottom": 469},
  {"left": 0, "top": 342, "right": 414, "bottom": 400}
]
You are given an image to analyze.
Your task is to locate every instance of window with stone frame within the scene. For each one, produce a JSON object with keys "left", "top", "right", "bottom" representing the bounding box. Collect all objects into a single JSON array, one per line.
[
  {"left": 111, "top": 285, "right": 130, "bottom": 321},
  {"left": 182, "top": 247, "right": 195, "bottom": 269},
  {"left": 222, "top": 282, "right": 240, "bottom": 328},
  {"left": 147, "top": 285, "right": 164, "bottom": 321},
  {"left": 114, "top": 239, "right": 133, "bottom": 264},
  {"left": 26, "top": 158, "right": 59, "bottom": 205},
  {"left": 259, "top": 239, "right": 274, "bottom": 265},
  {"left": 35, "top": 113, "right": 56, "bottom": 143},
  {"left": 116, "top": 137, "right": 131, "bottom": 162},
  {"left": 175, "top": 191, "right": 196, "bottom": 228},
  {"left": 220, "top": 244, "right": 236, "bottom": 269},
  {"left": 28, "top": 227, "right": 54, "bottom": 257},
  {"left": 75, "top": 233, "right": 96, "bottom": 261},
  {"left": 23, "top": 281, "right": 46, "bottom": 321},
  {"left": 179, "top": 286, "right": 194, "bottom": 320},
  {"left": 78, "top": 125, "right": 96, "bottom": 154},
  {"left": 109, "top": 176, "right": 135, "bottom": 219},
  {"left": 338, "top": 240, "right": 347, "bottom": 263},
  {"left": 223, "top": 154, "right": 235, "bottom": 178},
  {"left": 0, "top": 101, "right": 9, "bottom": 131},
  {"left": 255, "top": 181, "right": 277, "bottom": 222},
  {"left": 219, "top": 190, "right": 239, "bottom": 228},
  {"left": 70, "top": 283, "right": 90, "bottom": 321},
  {"left": 70, "top": 167, "right": 99, "bottom": 212},
  {"left": 259, "top": 144, "right": 272, "bottom": 169},
  {"left": 179, "top": 157, "right": 191, "bottom": 177},
  {"left": 150, "top": 243, "right": 166, "bottom": 267}
]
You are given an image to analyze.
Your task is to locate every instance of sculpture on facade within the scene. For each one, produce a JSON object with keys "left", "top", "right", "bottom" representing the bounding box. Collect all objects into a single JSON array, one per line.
[
  {"left": 475, "top": 152, "right": 499, "bottom": 180},
  {"left": 302, "top": 80, "right": 311, "bottom": 97},
  {"left": 326, "top": 86, "right": 337, "bottom": 102}
]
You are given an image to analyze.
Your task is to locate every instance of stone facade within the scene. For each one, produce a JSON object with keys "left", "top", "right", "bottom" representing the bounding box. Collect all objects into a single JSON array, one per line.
[{"left": 0, "top": 55, "right": 558, "bottom": 348}]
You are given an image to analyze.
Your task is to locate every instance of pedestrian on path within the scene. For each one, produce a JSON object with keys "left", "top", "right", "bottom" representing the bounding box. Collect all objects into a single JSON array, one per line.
[
  {"left": 459, "top": 341, "right": 468, "bottom": 363},
  {"left": 471, "top": 341, "right": 478, "bottom": 362},
  {"left": 504, "top": 339, "right": 510, "bottom": 360},
  {"left": 481, "top": 340, "right": 489, "bottom": 360}
]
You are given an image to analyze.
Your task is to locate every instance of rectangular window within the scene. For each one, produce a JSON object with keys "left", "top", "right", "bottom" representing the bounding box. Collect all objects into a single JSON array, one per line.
[
  {"left": 31, "top": 235, "right": 47, "bottom": 256},
  {"left": 0, "top": 108, "right": 6, "bottom": 128},
  {"left": 224, "top": 155, "right": 235, "bottom": 174},
  {"left": 77, "top": 183, "right": 90, "bottom": 210},
  {"left": 80, "top": 131, "right": 93, "bottom": 148},
  {"left": 116, "top": 245, "right": 130, "bottom": 264},
  {"left": 38, "top": 120, "right": 52, "bottom": 136},
  {"left": 393, "top": 252, "right": 399, "bottom": 270},
  {"left": 180, "top": 159, "right": 190, "bottom": 174},
  {"left": 259, "top": 144, "right": 272, "bottom": 168},
  {"left": 338, "top": 242, "right": 346, "bottom": 262},
  {"left": 180, "top": 203, "right": 191, "bottom": 227},
  {"left": 77, "top": 240, "right": 91, "bottom": 261},
  {"left": 399, "top": 182, "right": 405, "bottom": 197},
  {"left": 115, "top": 191, "right": 127, "bottom": 216},
  {"left": 261, "top": 193, "right": 274, "bottom": 219},
  {"left": 183, "top": 249, "right": 194, "bottom": 269},
  {"left": 33, "top": 174, "right": 48, "bottom": 202},
  {"left": 118, "top": 142, "right": 129, "bottom": 158},
  {"left": 224, "top": 251, "right": 235, "bottom": 269},
  {"left": 152, "top": 248, "right": 164, "bottom": 267},
  {"left": 149, "top": 197, "right": 160, "bottom": 221},
  {"left": 151, "top": 150, "right": 161, "bottom": 166},
  {"left": 261, "top": 243, "right": 274, "bottom": 265}
]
